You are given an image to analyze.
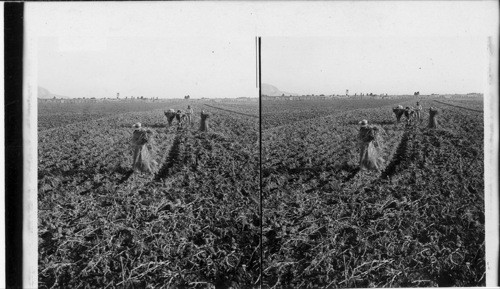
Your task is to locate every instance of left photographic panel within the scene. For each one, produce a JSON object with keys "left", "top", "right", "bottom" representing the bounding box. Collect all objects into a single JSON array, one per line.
[{"left": 26, "top": 4, "right": 260, "bottom": 288}]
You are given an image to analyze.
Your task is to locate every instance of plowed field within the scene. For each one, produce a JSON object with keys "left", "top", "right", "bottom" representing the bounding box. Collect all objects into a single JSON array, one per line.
[
  {"left": 38, "top": 99, "right": 260, "bottom": 288},
  {"left": 262, "top": 97, "right": 485, "bottom": 287}
]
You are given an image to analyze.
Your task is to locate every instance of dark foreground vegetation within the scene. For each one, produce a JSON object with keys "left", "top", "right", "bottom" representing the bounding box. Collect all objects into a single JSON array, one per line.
[
  {"left": 262, "top": 97, "right": 485, "bottom": 287},
  {"left": 39, "top": 100, "right": 260, "bottom": 288}
]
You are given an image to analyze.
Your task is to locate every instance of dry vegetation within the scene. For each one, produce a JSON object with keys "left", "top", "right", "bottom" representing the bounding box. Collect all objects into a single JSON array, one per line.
[
  {"left": 38, "top": 100, "right": 260, "bottom": 288},
  {"left": 262, "top": 97, "right": 485, "bottom": 287},
  {"left": 38, "top": 96, "right": 485, "bottom": 287}
]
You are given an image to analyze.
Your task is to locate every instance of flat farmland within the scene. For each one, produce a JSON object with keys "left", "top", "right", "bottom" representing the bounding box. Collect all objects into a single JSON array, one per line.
[
  {"left": 38, "top": 99, "right": 260, "bottom": 288},
  {"left": 208, "top": 99, "right": 259, "bottom": 117},
  {"left": 262, "top": 97, "right": 485, "bottom": 287},
  {"left": 433, "top": 98, "right": 484, "bottom": 112},
  {"left": 37, "top": 96, "right": 486, "bottom": 287},
  {"left": 262, "top": 98, "right": 411, "bottom": 130},
  {"left": 38, "top": 100, "right": 188, "bottom": 131}
]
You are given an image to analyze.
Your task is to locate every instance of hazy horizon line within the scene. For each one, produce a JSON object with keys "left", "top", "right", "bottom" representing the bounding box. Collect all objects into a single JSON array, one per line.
[{"left": 37, "top": 86, "right": 258, "bottom": 99}]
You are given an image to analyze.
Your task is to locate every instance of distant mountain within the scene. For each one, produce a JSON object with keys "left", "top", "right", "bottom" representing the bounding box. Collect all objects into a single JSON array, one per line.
[
  {"left": 38, "top": 86, "right": 51, "bottom": 98},
  {"left": 261, "top": 83, "right": 298, "bottom": 96},
  {"left": 38, "top": 86, "right": 68, "bottom": 99}
]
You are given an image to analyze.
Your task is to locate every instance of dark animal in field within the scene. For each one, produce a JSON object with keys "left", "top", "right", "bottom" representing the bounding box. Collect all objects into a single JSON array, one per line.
[
  {"left": 404, "top": 106, "right": 416, "bottom": 124},
  {"left": 164, "top": 109, "right": 187, "bottom": 126},
  {"left": 392, "top": 105, "right": 405, "bottom": 123},
  {"left": 175, "top": 110, "right": 187, "bottom": 126},
  {"left": 164, "top": 109, "right": 177, "bottom": 126}
]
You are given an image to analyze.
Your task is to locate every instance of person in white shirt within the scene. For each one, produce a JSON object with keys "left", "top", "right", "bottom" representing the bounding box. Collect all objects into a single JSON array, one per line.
[
  {"left": 415, "top": 101, "right": 423, "bottom": 122},
  {"left": 186, "top": 105, "right": 193, "bottom": 126}
]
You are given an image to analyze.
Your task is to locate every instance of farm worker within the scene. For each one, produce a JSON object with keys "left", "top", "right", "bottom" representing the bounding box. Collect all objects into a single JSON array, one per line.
[
  {"left": 164, "top": 109, "right": 176, "bottom": 126},
  {"left": 392, "top": 106, "right": 405, "bottom": 123},
  {"left": 175, "top": 109, "right": 187, "bottom": 125},
  {"left": 415, "top": 102, "right": 423, "bottom": 122},
  {"left": 428, "top": 107, "right": 439, "bottom": 128},
  {"left": 403, "top": 106, "right": 415, "bottom": 125},
  {"left": 175, "top": 110, "right": 182, "bottom": 123},
  {"left": 200, "top": 110, "right": 210, "bottom": 132},
  {"left": 186, "top": 105, "right": 193, "bottom": 126},
  {"left": 131, "top": 122, "right": 157, "bottom": 174},
  {"left": 358, "top": 119, "right": 384, "bottom": 172}
]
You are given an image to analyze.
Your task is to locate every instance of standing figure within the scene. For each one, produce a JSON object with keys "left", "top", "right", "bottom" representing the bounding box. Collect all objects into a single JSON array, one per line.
[
  {"left": 358, "top": 120, "right": 384, "bottom": 172},
  {"left": 186, "top": 105, "right": 193, "bottom": 126},
  {"left": 164, "top": 109, "right": 176, "bottom": 126},
  {"left": 200, "top": 110, "right": 210, "bottom": 132},
  {"left": 131, "top": 123, "right": 157, "bottom": 174},
  {"left": 415, "top": 101, "right": 422, "bottom": 122},
  {"left": 428, "top": 107, "right": 439, "bottom": 128}
]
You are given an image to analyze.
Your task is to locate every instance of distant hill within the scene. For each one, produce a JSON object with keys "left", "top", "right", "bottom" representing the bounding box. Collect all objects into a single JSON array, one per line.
[
  {"left": 262, "top": 83, "right": 298, "bottom": 96},
  {"left": 38, "top": 86, "right": 52, "bottom": 98},
  {"left": 38, "top": 86, "right": 68, "bottom": 99}
]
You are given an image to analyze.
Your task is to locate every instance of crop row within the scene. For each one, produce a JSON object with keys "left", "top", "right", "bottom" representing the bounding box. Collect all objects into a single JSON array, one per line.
[
  {"left": 262, "top": 98, "right": 412, "bottom": 130},
  {"left": 39, "top": 97, "right": 484, "bottom": 287},
  {"left": 262, "top": 101, "right": 413, "bottom": 192},
  {"left": 39, "top": 102, "right": 260, "bottom": 288},
  {"left": 39, "top": 99, "right": 198, "bottom": 131},
  {"left": 208, "top": 99, "right": 259, "bottom": 116},
  {"left": 261, "top": 99, "right": 485, "bottom": 287},
  {"left": 435, "top": 98, "right": 483, "bottom": 111}
]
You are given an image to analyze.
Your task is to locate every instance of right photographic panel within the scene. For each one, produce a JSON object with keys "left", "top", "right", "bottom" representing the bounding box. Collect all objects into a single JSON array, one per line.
[{"left": 261, "top": 37, "right": 487, "bottom": 287}]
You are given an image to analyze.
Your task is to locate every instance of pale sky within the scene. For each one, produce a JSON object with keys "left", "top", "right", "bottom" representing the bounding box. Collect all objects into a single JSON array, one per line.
[
  {"left": 26, "top": 2, "right": 497, "bottom": 98},
  {"left": 263, "top": 36, "right": 487, "bottom": 96},
  {"left": 15, "top": 3, "right": 500, "bottom": 288},
  {"left": 38, "top": 37, "right": 256, "bottom": 99}
]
